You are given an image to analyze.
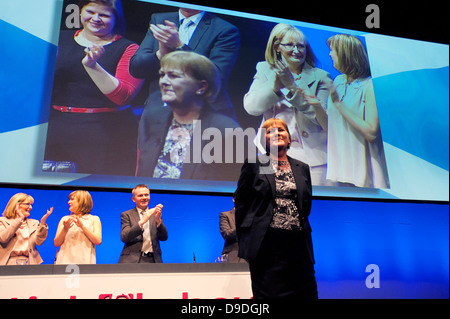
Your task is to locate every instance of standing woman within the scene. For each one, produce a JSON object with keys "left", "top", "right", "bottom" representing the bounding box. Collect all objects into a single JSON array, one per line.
[
  {"left": 44, "top": 0, "right": 144, "bottom": 175},
  {"left": 0, "top": 193, "right": 53, "bottom": 265},
  {"left": 54, "top": 190, "right": 102, "bottom": 264},
  {"left": 235, "top": 118, "right": 317, "bottom": 299},
  {"left": 326, "top": 34, "right": 389, "bottom": 188}
]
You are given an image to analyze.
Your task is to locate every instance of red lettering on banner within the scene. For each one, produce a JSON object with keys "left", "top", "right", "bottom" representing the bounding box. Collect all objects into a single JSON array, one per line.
[
  {"left": 99, "top": 293, "right": 143, "bottom": 299},
  {"left": 10, "top": 292, "right": 250, "bottom": 299},
  {"left": 181, "top": 291, "right": 247, "bottom": 299},
  {"left": 181, "top": 292, "right": 200, "bottom": 299}
]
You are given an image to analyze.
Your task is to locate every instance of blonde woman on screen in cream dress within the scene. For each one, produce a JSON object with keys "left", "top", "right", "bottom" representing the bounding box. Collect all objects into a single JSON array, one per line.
[
  {"left": 326, "top": 34, "right": 389, "bottom": 188},
  {"left": 54, "top": 190, "right": 102, "bottom": 264}
]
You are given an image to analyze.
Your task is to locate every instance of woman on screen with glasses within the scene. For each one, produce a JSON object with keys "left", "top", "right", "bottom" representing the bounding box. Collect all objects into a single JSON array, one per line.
[
  {"left": 136, "top": 51, "right": 241, "bottom": 181},
  {"left": 244, "top": 23, "right": 333, "bottom": 186},
  {"left": 326, "top": 34, "right": 389, "bottom": 188},
  {"left": 0, "top": 193, "right": 53, "bottom": 265}
]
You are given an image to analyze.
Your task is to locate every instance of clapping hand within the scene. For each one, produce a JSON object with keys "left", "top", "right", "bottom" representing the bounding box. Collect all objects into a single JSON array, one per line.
[
  {"left": 274, "top": 59, "right": 297, "bottom": 92},
  {"left": 40, "top": 207, "right": 53, "bottom": 225},
  {"left": 150, "top": 20, "right": 182, "bottom": 58},
  {"left": 15, "top": 203, "right": 27, "bottom": 220},
  {"left": 63, "top": 216, "right": 75, "bottom": 231},
  {"left": 72, "top": 215, "right": 86, "bottom": 230},
  {"left": 82, "top": 44, "right": 105, "bottom": 68},
  {"left": 140, "top": 204, "right": 164, "bottom": 227},
  {"left": 154, "top": 204, "right": 163, "bottom": 226}
]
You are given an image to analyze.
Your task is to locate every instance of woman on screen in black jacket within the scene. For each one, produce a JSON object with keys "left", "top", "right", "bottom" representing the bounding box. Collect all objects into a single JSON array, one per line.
[{"left": 136, "top": 51, "right": 242, "bottom": 181}]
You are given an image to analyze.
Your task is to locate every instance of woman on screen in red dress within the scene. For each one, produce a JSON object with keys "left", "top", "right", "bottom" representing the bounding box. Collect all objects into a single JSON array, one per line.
[
  {"left": 0, "top": 193, "right": 52, "bottom": 265},
  {"left": 54, "top": 190, "right": 102, "bottom": 264},
  {"left": 44, "top": 0, "right": 144, "bottom": 175},
  {"left": 326, "top": 34, "right": 389, "bottom": 188}
]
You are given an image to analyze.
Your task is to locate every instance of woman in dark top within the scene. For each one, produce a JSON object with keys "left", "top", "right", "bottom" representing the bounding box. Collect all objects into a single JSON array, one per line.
[
  {"left": 235, "top": 117, "right": 318, "bottom": 299},
  {"left": 44, "top": 0, "right": 143, "bottom": 175},
  {"left": 136, "top": 50, "right": 241, "bottom": 181}
]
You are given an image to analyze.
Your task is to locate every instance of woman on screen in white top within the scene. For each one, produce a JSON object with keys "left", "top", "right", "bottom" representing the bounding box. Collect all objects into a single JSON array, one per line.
[
  {"left": 326, "top": 34, "right": 389, "bottom": 188},
  {"left": 54, "top": 190, "right": 102, "bottom": 264}
]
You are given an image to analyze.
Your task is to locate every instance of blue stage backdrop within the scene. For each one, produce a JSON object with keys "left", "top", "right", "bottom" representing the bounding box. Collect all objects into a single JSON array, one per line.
[
  {"left": 0, "top": 186, "right": 448, "bottom": 298},
  {"left": 0, "top": 0, "right": 448, "bottom": 299}
]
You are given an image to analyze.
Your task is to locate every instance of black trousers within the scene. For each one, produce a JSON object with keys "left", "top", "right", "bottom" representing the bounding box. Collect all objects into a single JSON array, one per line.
[{"left": 248, "top": 228, "right": 318, "bottom": 299}]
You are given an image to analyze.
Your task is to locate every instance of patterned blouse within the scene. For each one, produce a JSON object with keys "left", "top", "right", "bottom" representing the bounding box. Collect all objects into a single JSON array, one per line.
[
  {"left": 270, "top": 160, "right": 302, "bottom": 231},
  {"left": 153, "top": 118, "right": 194, "bottom": 179}
]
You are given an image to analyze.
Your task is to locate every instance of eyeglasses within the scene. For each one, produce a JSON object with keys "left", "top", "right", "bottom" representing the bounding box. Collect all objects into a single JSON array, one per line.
[
  {"left": 19, "top": 202, "right": 33, "bottom": 207},
  {"left": 279, "top": 43, "right": 306, "bottom": 50}
]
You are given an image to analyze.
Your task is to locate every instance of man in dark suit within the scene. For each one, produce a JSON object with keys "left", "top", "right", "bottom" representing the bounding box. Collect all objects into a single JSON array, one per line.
[
  {"left": 118, "top": 184, "right": 168, "bottom": 263},
  {"left": 129, "top": 7, "right": 240, "bottom": 117},
  {"left": 219, "top": 208, "right": 239, "bottom": 262},
  {"left": 219, "top": 193, "right": 245, "bottom": 263}
]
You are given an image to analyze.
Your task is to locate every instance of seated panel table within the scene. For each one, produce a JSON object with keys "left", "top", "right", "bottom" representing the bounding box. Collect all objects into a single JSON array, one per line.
[{"left": 0, "top": 263, "right": 252, "bottom": 299}]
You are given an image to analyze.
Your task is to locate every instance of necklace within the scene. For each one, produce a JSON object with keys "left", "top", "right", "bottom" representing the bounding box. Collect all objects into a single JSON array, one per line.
[{"left": 272, "top": 159, "right": 291, "bottom": 171}]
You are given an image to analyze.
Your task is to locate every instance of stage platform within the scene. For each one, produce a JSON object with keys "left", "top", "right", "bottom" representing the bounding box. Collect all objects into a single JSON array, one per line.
[{"left": 0, "top": 263, "right": 252, "bottom": 299}]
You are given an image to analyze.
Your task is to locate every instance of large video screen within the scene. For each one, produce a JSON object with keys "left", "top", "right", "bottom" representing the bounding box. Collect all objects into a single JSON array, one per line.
[{"left": 0, "top": 0, "right": 448, "bottom": 201}]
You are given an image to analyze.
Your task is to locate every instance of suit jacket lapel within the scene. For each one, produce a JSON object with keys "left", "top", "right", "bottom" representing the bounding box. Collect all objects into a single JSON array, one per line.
[
  {"left": 229, "top": 208, "right": 236, "bottom": 227},
  {"left": 161, "top": 12, "right": 180, "bottom": 26},
  {"left": 298, "top": 63, "right": 315, "bottom": 88},
  {"left": 26, "top": 219, "right": 39, "bottom": 235},
  {"left": 131, "top": 207, "right": 141, "bottom": 227},
  {"left": 259, "top": 154, "right": 276, "bottom": 199},
  {"left": 266, "top": 170, "right": 276, "bottom": 200},
  {"left": 288, "top": 157, "right": 304, "bottom": 214},
  {"left": 188, "top": 13, "right": 211, "bottom": 50}
]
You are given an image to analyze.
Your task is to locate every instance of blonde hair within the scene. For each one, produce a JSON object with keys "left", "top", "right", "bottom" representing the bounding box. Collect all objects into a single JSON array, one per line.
[
  {"left": 69, "top": 190, "right": 93, "bottom": 215},
  {"left": 327, "top": 34, "right": 371, "bottom": 80},
  {"left": 265, "top": 23, "right": 316, "bottom": 68},
  {"left": 160, "top": 51, "right": 221, "bottom": 103},
  {"left": 2, "top": 193, "right": 34, "bottom": 219}
]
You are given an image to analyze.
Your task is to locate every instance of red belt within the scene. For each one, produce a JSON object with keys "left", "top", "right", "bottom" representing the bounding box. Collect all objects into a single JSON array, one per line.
[{"left": 52, "top": 105, "right": 129, "bottom": 113}]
